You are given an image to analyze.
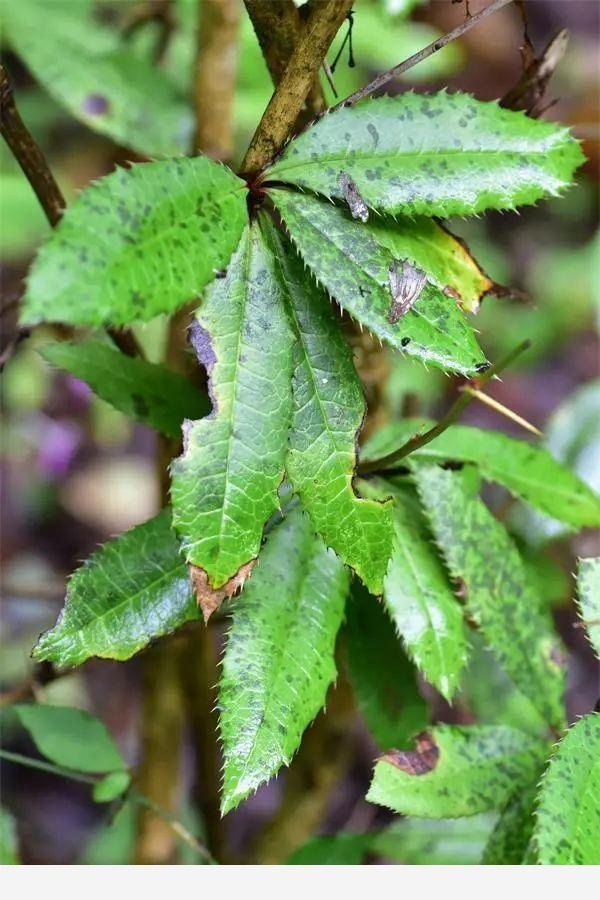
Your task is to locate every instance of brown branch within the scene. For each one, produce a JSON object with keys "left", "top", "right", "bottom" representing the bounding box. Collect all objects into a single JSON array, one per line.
[
  {"left": 1, "top": 63, "right": 64, "bottom": 226},
  {"left": 334, "top": 0, "right": 515, "bottom": 110},
  {"left": 241, "top": 0, "right": 353, "bottom": 175},
  {"left": 243, "top": 0, "right": 325, "bottom": 117},
  {"left": 501, "top": 28, "right": 569, "bottom": 116},
  {"left": 194, "top": 0, "right": 240, "bottom": 160},
  {"left": 358, "top": 339, "right": 532, "bottom": 475}
]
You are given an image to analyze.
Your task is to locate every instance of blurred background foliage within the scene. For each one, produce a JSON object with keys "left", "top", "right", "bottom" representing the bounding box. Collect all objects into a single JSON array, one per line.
[{"left": 0, "top": 0, "right": 598, "bottom": 864}]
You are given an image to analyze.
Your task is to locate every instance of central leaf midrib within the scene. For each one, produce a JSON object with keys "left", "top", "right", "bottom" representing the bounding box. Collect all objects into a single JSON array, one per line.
[
  {"left": 39, "top": 556, "right": 188, "bottom": 656},
  {"left": 233, "top": 537, "right": 320, "bottom": 786},
  {"left": 212, "top": 230, "right": 252, "bottom": 580},
  {"left": 269, "top": 144, "right": 561, "bottom": 179}
]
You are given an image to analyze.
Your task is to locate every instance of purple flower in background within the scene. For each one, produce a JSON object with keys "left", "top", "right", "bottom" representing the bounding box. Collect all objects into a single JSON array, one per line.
[
  {"left": 66, "top": 375, "right": 92, "bottom": 406},
  {"left": 37, "top": 419, "right": 81, "bottom": 479}
]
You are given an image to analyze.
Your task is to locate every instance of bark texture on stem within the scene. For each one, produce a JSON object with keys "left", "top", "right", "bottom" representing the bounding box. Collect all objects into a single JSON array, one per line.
[
  {"left": 243, "top": 0, "right": 325, "bottom": 116},
  {"left": 134, "top": 636, "right": 187, "bottom": 865},
  {"left": 241, "top": 0, "right": 353, "bottom": 175},
  {"left": 1, "top": 63, "right": 64, "bottom": 225},
  {"left": 194, "top": 0, "right": 240, "bottom": 160}
]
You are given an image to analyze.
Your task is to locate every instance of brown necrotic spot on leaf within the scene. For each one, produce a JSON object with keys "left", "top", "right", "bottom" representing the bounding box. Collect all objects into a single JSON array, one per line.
[
  {"left": 189, "top": 559, "right": 255, "bottom": 623},
  {"left": 381, "top": 731, "right": 440, "bottom": 776}
]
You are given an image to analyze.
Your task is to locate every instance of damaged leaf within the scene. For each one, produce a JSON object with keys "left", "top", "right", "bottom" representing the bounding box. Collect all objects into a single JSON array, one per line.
[
  {"left": 534, "top": 713, "right": 600, "bottom": 864},
  {"left": 33, "top": 510, "right": 198, "bottom": 668},
  {"left": 21, "top": 157, "right": 247, "bottom": 326},
  {"left": 260, "top": 216, "right": 393, "bottom": 593},
  {"left": 265, "top": 92, "right": 584, "bottom": 217},
  {"left": 366, "top": 725, "right": 547, "bottom": 818},
  {"left": 171, "top": 225, "right": 293, "bottom": 599},
  {"left": 190, "top": 560, "right": 255, "bottom": 623},
  {"left": 219, "top": 507, "right": 348, "bottom": 814},
  {"left": 413, "top": 464, "right": 566, "bottom": 730},
  {"left": 271, "top": 189, "right": 486, "bottom": 376}
]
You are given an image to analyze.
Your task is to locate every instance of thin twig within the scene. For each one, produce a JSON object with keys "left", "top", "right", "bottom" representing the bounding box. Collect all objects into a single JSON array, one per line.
[
  {"left": 241, "top": 0, "right": 353, "bottom": 175},
  {"left": 501, "top": 28, "right": 569, "bottom": 115},
  {"left": 334, "top": 0, "right": 515, "bottom": 110},
  {"left": 358, "top": 339, "right": 532, "bottom": 475},
  {"left": 0, "top": 63, "right": 64, "bottom": 225},
  {"left": 462, "top": 386, "right": 542, "bottom": 435}
]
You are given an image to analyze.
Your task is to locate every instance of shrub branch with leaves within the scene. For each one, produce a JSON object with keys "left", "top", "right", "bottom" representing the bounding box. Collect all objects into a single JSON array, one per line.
[{"left": 1, "top": 0, "right": 599, "bottom": 866}]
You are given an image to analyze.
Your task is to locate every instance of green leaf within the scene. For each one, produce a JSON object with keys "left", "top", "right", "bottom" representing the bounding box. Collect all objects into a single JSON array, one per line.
[
  {"left": 13, "top": 704, "right": 125, "bottom": 773},
  {"left": 171, "top": 226, "right": 293, "bottom": 602},
  {"left": 33, "top": 510, "right": 198, "bottom": 668},
  {"left": 363, "top": 420, "right": 600, "bottom": 529},
  {"left": 270, "top": 189, "right": 486, "bottom": 376},
  {"left": 40, "top": 339, "right": 209, "bottom": 439},
  {"left": 481, "top": 783, "right": 538, "bottom": 865},
  {"left": 286, "top": 833, "right": 369, "bottom": 865},
  {"left": 534, "top": 714, "right": 600, "bottom": 865},
  {"left": 355, "top": 216, "right": 492, "bottom": 315},
  {"left": 462, "top": 633, "right": 548, "bottom": 739},
  {"left": 577, "top": 557, "right": 600, "bottom": 659},
  {"left": 366, "top": 725, "right": 547, "bottom": 818},
  {"left": 219, "top": 508, "right": 348, "bottom": 815},
  {"left": 363, "top": 479, "right": 468, "bottom": 700},
  {"left": 92, "top": 771, "right": 132, "bottom": 804},
  {"left": 21, "top": 158, "right": 247, "bottom": 326},
  {"left": 2, "top": 0, "right": 192, "bottom": 156},
  {"left": 265, "top": 92, "right": 584, "bottom": 217},
  {"left": 0, "top": 807, "right": 19, "bottom": 865},
  {"left": 259, "top": 216, "right": 393, "bottom": 593},
  {"left": 370, "top": 814, "right": 497, "bottom": 865},
  {"left": 345, "top": 583, "right": 427, "bottom": 749},
  {"left": 511, "top": 380, "right": 600, "bottom": 545},
  {"left": 413, "top": 464, "right": 565, "bottom": 729},
  {"left": 81, "top": 803, "right": 135, "bottom": 865}
]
